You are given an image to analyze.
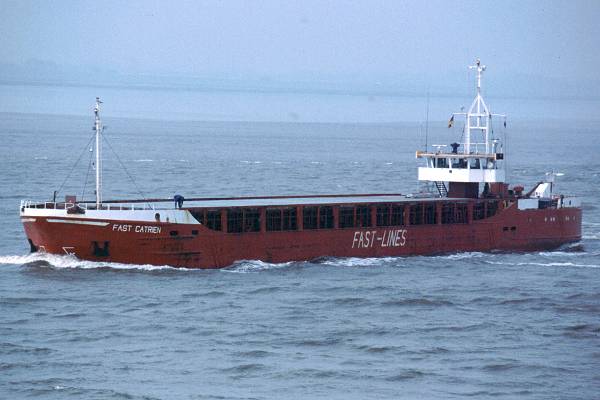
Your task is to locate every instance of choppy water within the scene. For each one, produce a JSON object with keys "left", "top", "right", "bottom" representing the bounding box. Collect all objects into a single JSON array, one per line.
[{"left": 1, "top": 86, "right": 599, "bottom": 399}]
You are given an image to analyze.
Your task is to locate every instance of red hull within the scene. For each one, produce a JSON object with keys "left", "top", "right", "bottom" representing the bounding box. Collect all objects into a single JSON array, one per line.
[{"left": 22, "top": 204, "right": 581, "bottom": 269}]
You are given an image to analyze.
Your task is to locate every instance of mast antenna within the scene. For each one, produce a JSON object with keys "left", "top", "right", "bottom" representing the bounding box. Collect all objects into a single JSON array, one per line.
[
  {"left": 94, "top": 97, "right": 103, "bottom": 208},
  {"left": 469, "top": 58, "right": 486, "bottom": 94},
  {"left": 464, "top": 58, "right": 490, "bottom": 155}
]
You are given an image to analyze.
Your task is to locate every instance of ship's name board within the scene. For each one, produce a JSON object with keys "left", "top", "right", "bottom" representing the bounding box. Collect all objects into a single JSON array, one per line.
[
  {"left": 352, "top": 229, "right": 407, "bottom": 249},
  {"left": 112, "top": 224, "right": 162, "bottom": 234}
]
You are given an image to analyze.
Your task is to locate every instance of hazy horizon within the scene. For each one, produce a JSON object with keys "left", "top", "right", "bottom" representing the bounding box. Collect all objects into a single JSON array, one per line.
[{"left": 1, "top": 1, "right": 600, "bottom": 100}]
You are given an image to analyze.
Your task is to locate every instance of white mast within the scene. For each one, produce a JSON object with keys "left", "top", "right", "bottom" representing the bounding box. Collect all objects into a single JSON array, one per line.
[
  {"left": 466, "top": 58, "right": 490, "bottom": 155},
  {"left": 94, "top": 97, "right": 103, "bottom": 208}
]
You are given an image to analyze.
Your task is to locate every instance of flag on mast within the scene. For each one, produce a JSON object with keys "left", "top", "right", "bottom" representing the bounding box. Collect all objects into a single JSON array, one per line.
[{"left": 448, "top": 115, "right": 454, "bottom": 128}]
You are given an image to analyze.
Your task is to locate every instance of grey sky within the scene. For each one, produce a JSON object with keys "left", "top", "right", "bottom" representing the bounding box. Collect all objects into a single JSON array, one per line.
[{"left": 1, "top": 0, "right": 599, "bottom": 94}]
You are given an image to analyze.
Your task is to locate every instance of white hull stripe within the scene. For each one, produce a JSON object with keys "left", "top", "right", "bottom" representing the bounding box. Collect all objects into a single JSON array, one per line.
[
  {"left": 47, "top": 219, "right": 110, "bottom": 227},
  {"left": 21, "top": 218, "right": 37, "bottom": 223}
]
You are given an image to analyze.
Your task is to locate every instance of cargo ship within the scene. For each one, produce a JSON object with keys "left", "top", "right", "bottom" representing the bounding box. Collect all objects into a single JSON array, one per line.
[{"left": 20, "top": 60, "right": 582, "bottom": 268}]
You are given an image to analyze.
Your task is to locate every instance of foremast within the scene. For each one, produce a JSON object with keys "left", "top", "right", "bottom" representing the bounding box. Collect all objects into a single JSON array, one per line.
[
  {"left": 416, "top": 59, "right": 507, "bottom": 198},
  {"left": 94, "top": 97, "right": 103, "bottom": 208}
]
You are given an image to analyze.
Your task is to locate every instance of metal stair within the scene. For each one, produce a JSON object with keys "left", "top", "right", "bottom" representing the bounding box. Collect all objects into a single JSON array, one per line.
[{"left": 434, "top": 181, "right": 448, "bottom": 197}]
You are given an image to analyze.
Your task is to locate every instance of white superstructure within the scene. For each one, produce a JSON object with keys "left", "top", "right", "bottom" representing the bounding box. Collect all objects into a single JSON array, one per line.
[{"left": 416, "top": 59, "right": 507, "bottom": 189}]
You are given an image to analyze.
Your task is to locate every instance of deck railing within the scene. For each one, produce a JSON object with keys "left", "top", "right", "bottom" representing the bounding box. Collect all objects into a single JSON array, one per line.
[{"left": 20, "top": 200, "right": 156, "bottom": 211}]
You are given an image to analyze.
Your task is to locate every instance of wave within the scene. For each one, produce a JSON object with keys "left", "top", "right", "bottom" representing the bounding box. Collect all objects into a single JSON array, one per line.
[
  {"left": 4, "top": 250, "right": 595, "bottom": 273},
  {"left": 315, "top": 252, "right": 486, "bottom": 267},
  {"left": 223, "top": 259, "right": 296, "bottom": 273},
  {"left": 564, "top": 324, "right": 600, "bottom": 333},
  {"left": 486, "top": 259, "right": 600, "bottom": 269},
  {"left": 537, "top": 250, "right": 582, "bottom": 257},
  {"left": 383, "top": 298, "right": 454, "bottom": 307},
  {"left": 0, "top": 254, "right": 400, "bottom": 273},
  {"left": 220, "top": 363, "right": 266, "bottom": 374},
  {"left": 517, "top": 261, "right": 600, "bottom": 269},
  {"left": 315, "top": 256, "right": 396, "bottom": 267},
  {"left": 0, "top": 253, "right": 185, "bottom": 271},
  {"left": 499, "top": 297, "right": 552, "bottom": 305},
  {"left": 482, "top": 362, "right": 520, "bottom": 372},
  {"left": 355, "top": 344, "right": 403, "bottom": 354},
  {"left": 0, "top": 343, "right": 53, "bottom": 356},
  {"left": 234, "top": 350, "right": 273, "bottom": 358},
  {"left": 247, "top": 286, "right": 284, "bottom": 295},
  {"left": 223, "top": 255, "right": 421, "bottom": 272},
  {"left": 385, "top": 369, "right": 427, "bottom": 381},
  {"left": 438, "top": 251, "right": 486, "bottom": 260}
]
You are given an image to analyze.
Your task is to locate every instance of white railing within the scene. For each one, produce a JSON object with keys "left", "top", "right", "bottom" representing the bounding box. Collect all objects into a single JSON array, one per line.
[{"left": 20, "top": 200, "right": 156, "bottom": 211}]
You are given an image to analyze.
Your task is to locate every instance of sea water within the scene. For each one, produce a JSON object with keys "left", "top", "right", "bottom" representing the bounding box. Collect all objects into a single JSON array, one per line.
[{"left": 0, "top": 83, "right": 599, "bottom": 399}]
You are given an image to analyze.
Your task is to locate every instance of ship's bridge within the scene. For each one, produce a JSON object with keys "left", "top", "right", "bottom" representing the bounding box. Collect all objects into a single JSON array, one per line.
[
  {"left": 417, "top": 59, "right": 507, "bottom": 198},
  {"left": 416, "top": 149, "right": 505, "bottom": 183}
]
